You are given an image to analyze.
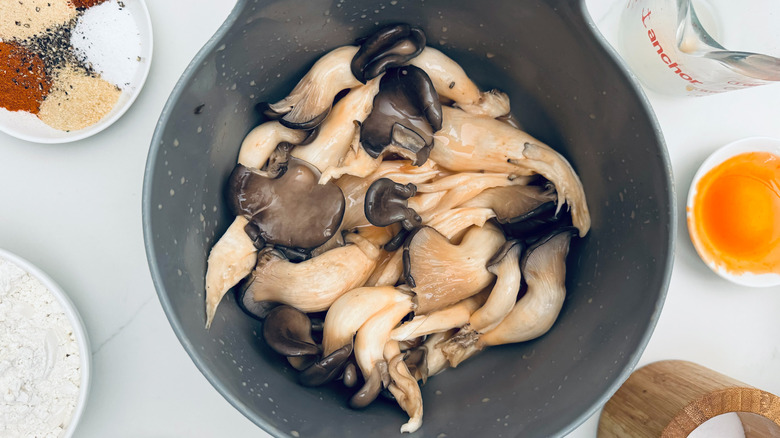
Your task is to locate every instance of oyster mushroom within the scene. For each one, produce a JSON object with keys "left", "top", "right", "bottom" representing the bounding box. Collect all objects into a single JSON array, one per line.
[
  {"left": 431, "top": 106, "right": 590, "bottom": 236},
  {"left": 243, "top": 233, "right": 381, "bottom": 312},
  {"left": 235, "top": 287, "right": 279, "bottom": 320},
  {"left": 460, "top": 184, "right": 557, "bottom": 224},
  {"left": 480, "top": 228, "right": 575, "bottom": 345},
  {"left": 350, "top": 360, "right": 390, "bottom": 409},
  {"left": 364, "top": 248, "right": 405, "bottom": 287},
  {"left": 298, "top": 344, "right": 353, "bottom": 387},
  {"left": 390, "top": 292, "right": 487, "bottom": 341},
  {"left": 266, "top": 45, "right": 362, "bottom": 129},
  {"left": 406, "top": 191, "right": 447, "bottom": 216},
  {"left": 204, "top": 216, "right": 257, "bottom": 329},
  {"left": 318, "top": 126, "right": 381, "bottom": 183},
  {"left": 419, "top": 329, "right": 459, "bottom": 379},
  {"left": 227, "top": 158, "right": 345, "bottom": 249},
  {"left": 468, "top": 240, "right": 524, "bottom": 333},
  {"left": 361, "top": 65, "right": 442, "bottom": 166},
  {"left": 262, "top": 305, "right": 320, "bottom": 357},
  {"left": 409, "top": 47, "right": 510, "bottom": 118},
  {"left": 441, "top": 228, "right": 576, "bottom": 366},
  {"left": 425, "top": 207, "right": 497, "bottom": 241},
  {"left": 403, "top": 222, "right": 505, "bottom": 314},
  {"left": 338, "top": 159, "right": 443, "bottom": 229},
  {"left": 237, "top": 121, "right": 308, "bottom": 168},
  {"left": 500, "top": 200, "right": 571, "bottom": 242},
  {"left": 384, "top": 342, "right": 424, "bottom": 433},
  {"left": 456, "top": 89, "right": 511, "bottom": 119},
  {"left": 364, "top": 178, "right": 422, "bottom": 231},
  {"left": 342, "top": 360, "right": 360, "bottom": 388},
  {"left": 351, "top": 24, "right": 426, "bottom": 83},
  {"left": 288, "top": 355, "right": 318, "bottom": 371},
  {"left": 352, "top": 294, "right": 414, "bottom": 407},
  {"left": 312, "top": 161, "right": 442, "bottom": 258},
  {"left": 290, "top": 78, "right": 381, "bottom": 171},
  {"left": 416, "top": 173, "right": 533, "bottom": 214},
  {"left": 321, "top": 286, "right": 410, "bottom": 357}
]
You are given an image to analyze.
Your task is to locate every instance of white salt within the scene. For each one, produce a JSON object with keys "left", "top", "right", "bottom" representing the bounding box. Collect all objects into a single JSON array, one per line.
[{"left": 71, "top": 0, "right": 142, "bottom": 89}]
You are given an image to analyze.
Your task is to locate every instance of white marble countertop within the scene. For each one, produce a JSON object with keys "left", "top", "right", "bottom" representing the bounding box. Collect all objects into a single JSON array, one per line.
[{"left": 0, "top": 1, "right": 778, "bottom": 437}]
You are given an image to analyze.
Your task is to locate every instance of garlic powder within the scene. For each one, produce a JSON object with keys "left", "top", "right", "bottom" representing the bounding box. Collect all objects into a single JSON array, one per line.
[{"left": 0, "top": 257, "right": 82, "bottom": 438}]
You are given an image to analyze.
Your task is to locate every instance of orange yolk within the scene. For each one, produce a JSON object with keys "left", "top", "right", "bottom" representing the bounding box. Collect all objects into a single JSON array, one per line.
[{"left": 690, "top": 151, "right": 780, "bottom": 275}]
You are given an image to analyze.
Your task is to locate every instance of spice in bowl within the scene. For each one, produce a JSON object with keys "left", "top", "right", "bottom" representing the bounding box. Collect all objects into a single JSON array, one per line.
[
  {"left": 0, "top": 253, "right": 87, "bottom": 437},
  {"left": 687, "top": 137, "right": 780, "bottom": 286},
  {"left": 0, "top": 0, "right": 143, "bottom": 132}
]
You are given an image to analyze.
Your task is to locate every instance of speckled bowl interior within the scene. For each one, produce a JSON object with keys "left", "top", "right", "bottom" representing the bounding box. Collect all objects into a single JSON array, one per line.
[{"left": 142, "top": 0, "right": 675, "bottom": 437}]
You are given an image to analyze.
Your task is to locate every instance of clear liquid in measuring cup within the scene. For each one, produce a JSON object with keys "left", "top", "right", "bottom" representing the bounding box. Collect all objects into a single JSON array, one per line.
[{"left": 617, "top": 0, "right": 780, "bottom": 96}]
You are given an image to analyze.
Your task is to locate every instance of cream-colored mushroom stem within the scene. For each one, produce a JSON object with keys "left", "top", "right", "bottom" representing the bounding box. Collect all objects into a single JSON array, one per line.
[
  {"left": 321, "top": 286, "right": 409, "bottom": 357},
  {"left": 460, "top": 184, "right": 557, "bottom": 222},
  {"left": 409, "top": 47, "right": 509, "bottom": 118},
  {"left": 268, "top": 45, "right": 361, "bottom": 125},
  {"left": 478, "top": 231, "right": 572, "bottom": 347},
  {"left": 439, "top": 327, "right": 482, "bottom": 368},
  {"left": 237, "top": 121, "right": 307, "bottom": 168},
  {"left": 468, "top": 244, "right": 523, "bottom": 333},
  {"left": 364, "top": 249, "right": 404, "bottom": 287},
  {"left": 420, "top": 329, "right": 458, "bottom": 379},
  {"left": 318, "top": 127, "right": 381, "bottom": 184},
  {"left": 406, "top": 191, "right": 446, "bottom": 215},
  {"left": 407, "top": 222, "right": 505, "bottom": 314},
  {"left": 204, "top": 216, "right": 257, "bottom": 329},
  {"left": 431, "top": 106, "right": 590, "bottom": 236},
  {"left": 244, "top": 233, "right": 380, "bottom": 313},
  {"left": 387, "top": 349, "right": 424, "bottom": 434},
  {"left": 291, "top": 77, "right": 381, "bottom": 171},
  {"left": 418, "top": 172, "right": 530, "bottom": 213},
  {"left": 424, "top": 207, "right": 497, "bottom": 241},
  {"left": 354, "top": 296, "right": 414, "bottom": 385},
  {"left": 391, "top": 293, "right": 486, "bottom": 341},
  {"left": 455, "top": 89, "right": 511, "bottom": 119}
]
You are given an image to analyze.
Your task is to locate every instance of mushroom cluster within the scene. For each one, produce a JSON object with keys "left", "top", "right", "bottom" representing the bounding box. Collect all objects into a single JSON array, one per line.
[{"left": 204, "top": 24, "right": 591, "bottom": 434}]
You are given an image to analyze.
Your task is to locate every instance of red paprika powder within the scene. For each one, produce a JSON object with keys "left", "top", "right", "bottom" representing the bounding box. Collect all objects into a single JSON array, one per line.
[
  {"left": 69, "top": 0, "right": 109, "bottom": 9},
  {"left": 0, "top": 42, "right": 52, "bottom": 114}
]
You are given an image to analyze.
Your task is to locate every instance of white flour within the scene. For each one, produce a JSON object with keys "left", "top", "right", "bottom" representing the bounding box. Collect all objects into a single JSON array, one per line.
[{"left": 0, "top": 258, "right": 81, "bottom": 438}]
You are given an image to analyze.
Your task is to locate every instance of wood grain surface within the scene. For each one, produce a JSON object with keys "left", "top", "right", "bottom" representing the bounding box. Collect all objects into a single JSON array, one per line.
[{"left": 598, "top": 360, "right": 780, "bottom": 437}]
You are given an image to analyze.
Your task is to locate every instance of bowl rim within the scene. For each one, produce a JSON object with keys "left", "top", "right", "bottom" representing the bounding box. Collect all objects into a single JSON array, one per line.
[
  {"left": 567, "top": 1, "right": 675, "bottom": 436},
  {"left": 142, "top": 0, "right": 676, "bottom": 436},
  {"left": 0, "top": 0, "right": 154, "bottom": 144},
  {"left": 0, "top": 248, "right": 92, "bottom": 438}
]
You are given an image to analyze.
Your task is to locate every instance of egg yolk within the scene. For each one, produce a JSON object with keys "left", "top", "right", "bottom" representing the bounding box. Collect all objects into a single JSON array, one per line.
[{"left": 690, "top": 151, "right": 780, "bottom": 275}]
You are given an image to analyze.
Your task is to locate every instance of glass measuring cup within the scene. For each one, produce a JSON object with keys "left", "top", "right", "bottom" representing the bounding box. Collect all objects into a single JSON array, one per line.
[{"left": 617, "top": 0, "right": 780, "bottom": 96}]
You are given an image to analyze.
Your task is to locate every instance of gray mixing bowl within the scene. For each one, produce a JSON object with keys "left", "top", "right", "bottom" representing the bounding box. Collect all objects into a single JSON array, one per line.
[{"left": 143, "top": 0, "right": 675, "bottom": 436}]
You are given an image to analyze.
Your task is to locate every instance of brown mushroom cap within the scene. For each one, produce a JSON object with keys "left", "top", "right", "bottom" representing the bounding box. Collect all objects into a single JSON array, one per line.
[
  {"left": 298, "top": 344, "right": 353, "bottom": 387},
  {"left": 349, "top": 360, "right": 390, "bottom": 409},
  {"left": 262, "top": 305, "right": 320, "bottom": 357},
  {"left": 227, "top": 158, "right": 346, "bottom": 249},
  {"left": 342, "top": 361, "right": 359, "bottom": 388},
  {"left": 364, "top": 178, "right": 422, "bottom": 230},
  {"left": 351, "top": 24, "right": 426, "bottom": 83},
  {"left": 360, "top": 65, "right": 442, "bottom": 166}
]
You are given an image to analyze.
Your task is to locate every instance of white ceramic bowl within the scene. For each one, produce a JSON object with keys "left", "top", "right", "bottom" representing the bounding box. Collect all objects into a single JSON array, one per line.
[
  {"left": 0, "top": 248, "right": 91, "bottom": 437},
  {"left": 0, "top": 0, "right": 153, "bottom": 144},
  {"left": 687, "top": 137, "right": 780, "bottom": 287}
]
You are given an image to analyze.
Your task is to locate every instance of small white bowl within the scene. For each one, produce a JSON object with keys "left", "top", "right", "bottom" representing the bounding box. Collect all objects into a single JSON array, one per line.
[
  {"left": 0, "top": 248, "right": 91, "bottom": 437},
  {"left": 686, "top": 137, "right": 780, "bottom": 287},
  {"left": 0, "top": 0, "right": 153, "bottom": 144}
]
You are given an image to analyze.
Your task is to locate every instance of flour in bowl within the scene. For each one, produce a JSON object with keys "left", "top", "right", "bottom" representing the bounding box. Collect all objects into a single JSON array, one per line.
[{"left": 0, "top": 257, "right": 81, "bottom": 438}]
